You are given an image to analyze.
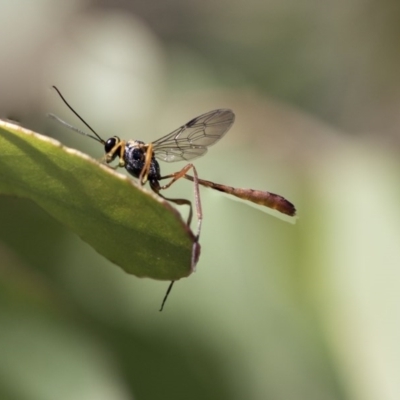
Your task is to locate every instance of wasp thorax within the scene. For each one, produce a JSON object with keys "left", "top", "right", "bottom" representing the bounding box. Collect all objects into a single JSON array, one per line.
[{"left": 132, "top": 140, "right": 145, "bottom": 148}]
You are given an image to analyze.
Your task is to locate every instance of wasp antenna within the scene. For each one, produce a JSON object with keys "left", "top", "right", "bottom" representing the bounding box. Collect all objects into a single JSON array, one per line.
[
  {"left": 47, "top": 113, "right": 104, "bottom": 144},
  {"left": 51, "top": 86, "right": 105, "bottom": 144}
]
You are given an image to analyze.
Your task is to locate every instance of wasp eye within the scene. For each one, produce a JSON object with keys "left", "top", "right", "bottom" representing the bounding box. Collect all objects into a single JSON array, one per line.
[{"left": 105, "top": 137, "right": 118, "bottom": 153}]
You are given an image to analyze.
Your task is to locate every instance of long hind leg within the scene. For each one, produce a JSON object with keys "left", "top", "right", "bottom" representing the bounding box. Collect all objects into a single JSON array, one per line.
[
  {"left": 151, "top": 164, "right": 203, "bottom": 311},
  {"left": 155, "top": 163, "right": 203, "bottom": 243}
]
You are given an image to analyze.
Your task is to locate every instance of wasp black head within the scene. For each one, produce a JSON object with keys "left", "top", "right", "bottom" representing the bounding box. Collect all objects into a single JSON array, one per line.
[{"left": 105, "top": 136, "right": 120, "bottom": 153}]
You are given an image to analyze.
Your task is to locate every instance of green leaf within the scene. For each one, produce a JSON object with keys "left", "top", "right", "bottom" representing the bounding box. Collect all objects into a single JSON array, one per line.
[{"left": 0, "top": 120, "right": 196, "bottom": 281}]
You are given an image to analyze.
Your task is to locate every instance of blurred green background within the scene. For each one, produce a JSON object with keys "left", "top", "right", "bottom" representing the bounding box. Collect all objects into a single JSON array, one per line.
[{"left": 1, "top": 1, "right": 400, "bottom": 399}]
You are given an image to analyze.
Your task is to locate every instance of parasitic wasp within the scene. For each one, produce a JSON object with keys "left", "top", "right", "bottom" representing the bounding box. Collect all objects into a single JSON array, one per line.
[{"left": 49, "top": 86, "right": 296, "bottom": 311}]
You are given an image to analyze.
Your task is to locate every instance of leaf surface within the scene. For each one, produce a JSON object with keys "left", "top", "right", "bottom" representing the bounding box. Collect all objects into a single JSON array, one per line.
[{"left": 0, "top": 120, "right": 196, "bottom": 280}]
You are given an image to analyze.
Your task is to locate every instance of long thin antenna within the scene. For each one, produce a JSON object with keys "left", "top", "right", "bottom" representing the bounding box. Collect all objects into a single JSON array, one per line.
[
  {"left": 51, "top": 86, "right": 105, "bottom": 144},
  {"left": 47, "top": 113, "right": 103, "bottom": 143}
]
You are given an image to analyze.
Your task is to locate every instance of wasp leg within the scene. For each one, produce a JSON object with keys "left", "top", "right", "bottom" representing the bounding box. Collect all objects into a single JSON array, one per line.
[
  {"left": 153, "top": 164, "right": 203, "bottom": 311},
  {"left": 158, "top": 163, "right": 202, "bottom": 240},
  {"left": 139, "top": 143, "right": 153, "bottom": 186},
  {"left": 159, "top": 281, "right": 175, "bottom": 312},
  {"left": 152, "top": 186, "right": 193, "bottom": 227},
  {"left": 153, "top": 163, "right": 202, "bottom": 268}
]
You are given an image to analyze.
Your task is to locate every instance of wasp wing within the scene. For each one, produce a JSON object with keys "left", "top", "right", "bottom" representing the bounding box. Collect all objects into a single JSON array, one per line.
[{"left": 152, "top": 109, "right": 235, "bottom": 162}]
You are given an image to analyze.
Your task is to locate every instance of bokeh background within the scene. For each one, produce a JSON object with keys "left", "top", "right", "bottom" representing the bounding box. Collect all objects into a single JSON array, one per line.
[{"left": 1, "top": 1, "right": 400, "bottom": 399}]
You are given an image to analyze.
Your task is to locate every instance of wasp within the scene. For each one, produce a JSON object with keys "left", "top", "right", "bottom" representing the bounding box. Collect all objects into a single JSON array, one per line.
[{"left": 49, "top": 86, "right": 296, "bottom": 310}]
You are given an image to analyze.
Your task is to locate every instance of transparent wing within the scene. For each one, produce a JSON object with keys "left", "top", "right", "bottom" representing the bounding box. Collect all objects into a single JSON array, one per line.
[{"left": 152, "top": 109, "right": 235, "bottom": 162}]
